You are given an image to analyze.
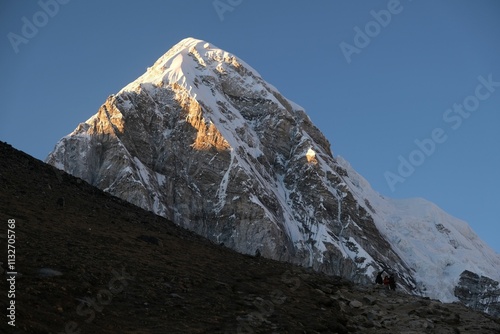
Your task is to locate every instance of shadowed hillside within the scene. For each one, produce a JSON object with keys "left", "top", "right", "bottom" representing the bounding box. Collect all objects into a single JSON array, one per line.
[{"left": 1, "top": 141, "right": 499, "bottom": 333}]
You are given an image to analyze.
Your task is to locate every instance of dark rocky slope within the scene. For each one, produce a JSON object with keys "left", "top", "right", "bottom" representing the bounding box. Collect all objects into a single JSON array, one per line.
[{"left": 1, "top": 141, "right": 499, "bottom": 333}]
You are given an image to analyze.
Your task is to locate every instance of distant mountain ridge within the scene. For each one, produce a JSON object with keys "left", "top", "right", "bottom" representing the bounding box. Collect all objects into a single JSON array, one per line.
[{"left": 46, "top": 37, "right": 500, "bottom": 316}]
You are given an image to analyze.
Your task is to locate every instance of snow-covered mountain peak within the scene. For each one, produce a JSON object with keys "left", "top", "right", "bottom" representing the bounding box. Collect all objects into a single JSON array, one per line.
[
  {"left": 47, "top": 38, "right": 500, "bottom": 316},
  {"left": 120, "top": 37, "right": 266, "bottom": 102}
]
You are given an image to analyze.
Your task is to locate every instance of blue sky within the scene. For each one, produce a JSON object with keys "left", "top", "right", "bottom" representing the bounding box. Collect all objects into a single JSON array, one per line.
[{"left": 1, "top": 0, "right": 499, "bottom": 252}]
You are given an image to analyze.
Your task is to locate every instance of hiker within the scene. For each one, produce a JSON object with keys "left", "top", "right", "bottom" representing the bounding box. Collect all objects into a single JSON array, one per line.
[
  {"left": 383, "top": 275, "right": 390, "bottom": 289},
  {"left": 375, "top": 271, "right": 383, "bottom": 285},
  {"left": 389, "top": 274, "right": 396, "bottom": 290}
]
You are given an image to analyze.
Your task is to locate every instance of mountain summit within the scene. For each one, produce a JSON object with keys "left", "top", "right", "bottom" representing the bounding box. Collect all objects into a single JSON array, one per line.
[{"left": 46, "top": 37, "right": 500, "bottom": 315}]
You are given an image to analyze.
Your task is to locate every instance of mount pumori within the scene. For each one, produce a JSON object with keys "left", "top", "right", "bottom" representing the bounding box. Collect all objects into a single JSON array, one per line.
[{"left": 46, "top": 37, "right": 500, "bottom": 315}]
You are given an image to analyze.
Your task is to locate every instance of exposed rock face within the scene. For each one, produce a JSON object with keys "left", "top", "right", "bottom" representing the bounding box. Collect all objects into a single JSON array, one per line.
[
  {"left": 46, "top": 37, "right": 500, "bottom": 314},
  {"left": 455, "top": 270, "right": 500, "bottom": 317}
]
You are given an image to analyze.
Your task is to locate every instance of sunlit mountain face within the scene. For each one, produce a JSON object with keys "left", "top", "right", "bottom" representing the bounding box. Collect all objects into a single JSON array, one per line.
[{"left": 46, "top": 38, "right": 500, "bottom": 316}]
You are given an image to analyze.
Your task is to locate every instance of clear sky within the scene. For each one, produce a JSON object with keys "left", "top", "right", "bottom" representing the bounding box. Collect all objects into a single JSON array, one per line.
[{"left": 1, "top": 1, "right": 499, "bottom": 253}]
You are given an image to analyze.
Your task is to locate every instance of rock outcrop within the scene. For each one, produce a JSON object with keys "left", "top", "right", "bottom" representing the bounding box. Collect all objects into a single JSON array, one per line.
[{"left": 455, "top": 270, "right": 500, "bottom": 317}]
